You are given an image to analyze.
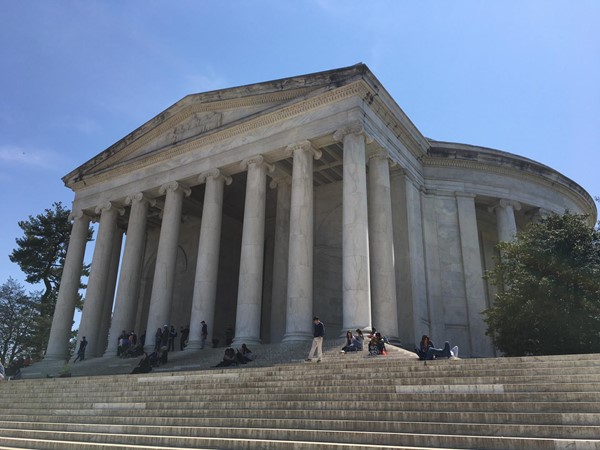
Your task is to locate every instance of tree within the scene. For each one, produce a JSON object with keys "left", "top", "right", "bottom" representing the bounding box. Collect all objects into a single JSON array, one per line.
[
  {"left": 484, "top": 213, "right": 600, "bottom": 356},
  {"left": 0, "top": 278, "right": 39, "bottom": 364},
  {"left": 10, "top": 202, "right": 75, "bottom": 312},
  {"left": 8, "top": 202, "right": 93, "bottom": 357}
]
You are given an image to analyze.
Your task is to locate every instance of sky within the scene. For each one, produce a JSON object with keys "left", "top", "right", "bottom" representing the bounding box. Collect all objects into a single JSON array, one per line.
[{"left": 1, "top": 0, "right": 599, "bottom": 295}]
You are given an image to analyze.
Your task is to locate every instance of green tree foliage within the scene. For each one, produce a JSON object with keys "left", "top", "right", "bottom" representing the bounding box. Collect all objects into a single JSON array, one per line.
[
  {"left": 484, "top": 213, "right": 600, "bottom": 356},
  {"left": 8, "top": 202, "right": 93, "bottom": 358},
  {"left": 9, "top": 202, "right": 75, "bottom": 313},
  {"left": 0, "top": 278, "right": 39, "bottom": 364}
]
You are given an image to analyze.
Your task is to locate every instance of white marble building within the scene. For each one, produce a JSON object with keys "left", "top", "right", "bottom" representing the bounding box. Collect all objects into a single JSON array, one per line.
[{"left": 45, "top": 64, "right": 596, "bottom": 360}]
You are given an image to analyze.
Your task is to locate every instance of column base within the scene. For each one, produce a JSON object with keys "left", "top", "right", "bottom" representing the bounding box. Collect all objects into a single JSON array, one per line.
[
  {"left": 231, "top": 336, "right": 261, "bottom": 347},
  {"left": 282, "top": 331, "right": 313, "bottom": 343},
  {"left": 43, "top": 351, "right": 71, "bottom": 362},
  {"left": 186, "top": 339, "right": 209, "bottom": 350},
  {"left": 103, "top": 350, "right": 118, "bottom": 358}
]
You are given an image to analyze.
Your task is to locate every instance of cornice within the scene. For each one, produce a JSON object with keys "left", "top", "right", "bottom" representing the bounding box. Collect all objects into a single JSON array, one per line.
[
  {"left": 422, "top": 156, "right": 595, "bottom": 216},
  {"left": 70, "top": 81, "right": 368, "bottom": 191}
]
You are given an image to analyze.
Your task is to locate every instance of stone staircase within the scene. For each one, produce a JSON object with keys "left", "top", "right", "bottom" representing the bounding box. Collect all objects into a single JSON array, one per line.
[{"left": 1, "top": 347, "right": 600, "bottom": 449}]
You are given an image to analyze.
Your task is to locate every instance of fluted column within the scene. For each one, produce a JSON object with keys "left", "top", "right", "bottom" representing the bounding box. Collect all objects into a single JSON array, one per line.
[
  {"left": 97, "top": 227, "right": 124, "bottom": 355},
  {"left": 334, "top": 123, "right": 372, "bottom": 333},
  {"left": 456, "top": 192, "right": 494, "bottom": 357},
  {"left": 367, "top": 150, "right": 399, "bottom": 341},
  {"left": 283, "top": 141, "right": 321, "bottom": 342},
  {"left": 233, "top": 155, "right": 273, "bottom": 346},
  {"left": 494, "top": 199, "right": 521, "bottom": 242},
  {"left": 144, "top": 181, "right": 191, "bottom": 350},
  {"left": 77, "top": 201, "right": 124, "bottom": 357},
  {"left": 188, "top": 169, "right": 232, "bottom": 349},
  {"left": 269, "top": 177, "right": 291, "bottom": 343},
  {"left": 45, "top": 210, "right": 91, "bottom": 360},
  {"left": 105, "top": 193, "right": 154, "bottom": 356}
]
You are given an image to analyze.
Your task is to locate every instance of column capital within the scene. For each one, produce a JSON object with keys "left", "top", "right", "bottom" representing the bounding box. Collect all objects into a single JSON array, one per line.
[
  {"left": 68, "top": 209, "right": 91, "bottom": 222},
  {"left": 94, "top": 201, "right": 125, "bottom": 216},
  {"left": 125, "top": 192, "right": 156, "bottom": 207},
  {"left": 367, "top": 150, "right": 394, "bottom": 166},
  {"left": 499, "top": 199, "right": 522, "bottom": 210},
  {"left": 241, "top": 154, "right": 275, "bottom": 172},
  {"left": 159, "top": 181, "right": 192, "bottom": 197},
  {"left": 333, "top": 122, "right": 374, "bottom": 144},
  {"left": 269, "top": 176, "right": 292, "bottom": 189},
  {"left": 489, "top": 199, "right": 522, "bottom": 214},
  {"left": 198, "top": 168, "right": 232, "bottom": 186},
  {"left": 285, "top": 140, "right": 322, "bottom": 160}
]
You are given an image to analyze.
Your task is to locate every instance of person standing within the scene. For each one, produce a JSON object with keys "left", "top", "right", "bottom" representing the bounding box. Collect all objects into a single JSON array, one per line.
[
  {"left": 200, "top": 321, "right": 208, "bottom": 349},
  {"left": 154, "top": 327, "right": 163, "bottom": 352},
  {"left": 160, "top": 325, "right": 169, "bottom": 349},
  {"left": 306, "top": 316, "right": 324, "bottom": 362},
  {"left": 179, "top": 326, "right": 186, "bottom": 350},
  {"left": 73, "top": 337, "right": 88, "bottom": 362},
  {"left": 168, "top": 326, "right": 177, "bottom": 352}
]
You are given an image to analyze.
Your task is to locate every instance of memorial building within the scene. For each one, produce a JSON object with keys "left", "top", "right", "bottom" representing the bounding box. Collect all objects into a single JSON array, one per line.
[{"left": 44, "top": 64, "right": 596, "bottom": 360}]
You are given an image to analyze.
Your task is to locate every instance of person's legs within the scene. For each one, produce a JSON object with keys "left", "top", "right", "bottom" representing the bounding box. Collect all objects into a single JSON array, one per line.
[
  {"left": 443, "top": 341, "right": 451, "bottom": 358},
  {"left": 426, "top": 342, "right": 452, "bottom": 360},
  {"left": 316, "top": 337, "right": 323, "bottom": 360},
  {"left": 307, "top": 338, "right": 318, "bottom": 360}
]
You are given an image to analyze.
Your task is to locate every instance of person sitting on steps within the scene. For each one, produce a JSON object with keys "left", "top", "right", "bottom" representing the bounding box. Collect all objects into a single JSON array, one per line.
[
  {"left": 416, "top": 335, "right": 434, "bottom": 360},
  {"left": 426, "top": 341, "right": 453, "bottom": 360}
]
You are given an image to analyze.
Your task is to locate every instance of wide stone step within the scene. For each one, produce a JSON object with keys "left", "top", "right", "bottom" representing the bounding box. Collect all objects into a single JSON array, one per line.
[
  {"left": 5, "top": 388, "right": 600, "bottom": 408},
  {"left": 6, "top": 373, "right": 600, "bottom": 397},
  {"left": 1, "top": 425, "right": 599, "bottom": 450},
  {"left": 12, "top": 359, "right": 600, "bottom": 385},
  {"left": 1, "top": 418, "right": 600, "bottom": 440},
  {"left": 5, "top": 398, "right": 600, "bottom": 415},
  {"left": 6, "top": 379, "right": 600, "bottom": 401},
  {"left": 4, "top": 381, "right": 600, "bottom": 408},
  {"left": 5, "top": 404, "right": 600, "bottom": 425},
  {"left": 0, "top": 435, "right": 428, "bottom": 450},
  {"left": 14, "top": 354, "right": 600, "bottom": 384}
]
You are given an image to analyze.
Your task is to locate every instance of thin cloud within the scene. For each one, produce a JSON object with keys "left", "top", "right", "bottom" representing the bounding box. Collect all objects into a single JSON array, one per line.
[
  {"left": 0, "top": 145, "right": 65, "bottom": 169},
  {"left": 184, "top": 71, "right": 229, "bottom": 94},
  {"left": 50, "top": 116, "right": 101, "bottom": 134}
]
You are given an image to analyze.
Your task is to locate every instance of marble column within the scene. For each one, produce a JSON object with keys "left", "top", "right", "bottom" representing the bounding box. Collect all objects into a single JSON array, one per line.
[
  {"left": 105, "top": 193, "right": 154, "bottom": 356},
  {"left": 283, "top": 140, "right": 321, "bottom": 342},
  {"left": 367, "top": 150, "right": 399, "bottom": 341},
  {"left": 269, "top": 177, "right": 291, "bottom": 343},
  {"left": 144, "top": 181, "right": 190, "bottom": 351},
  {"left": 77, "top": 201, "right": 124, "bottom": 358},
  {"left": 456, "top": 193, "right": 494, "bottom": 357},
  {"left": 333, "top": 123, "right": 372, "bottom": 333},
  {"left": 188, "top": 169, "right": 232, "bottom": 349},
  {"left": 494, "top": 199, "right": 521, "bottom": 242},
  {"left": 233, "top": 155, "right": 273, "bottom": 346},
  {"left": 97, "top": 227, "right": 124, "bottom": 355},
  {"left": 45, "top": 210, "right": 91, "bottom": 360}
]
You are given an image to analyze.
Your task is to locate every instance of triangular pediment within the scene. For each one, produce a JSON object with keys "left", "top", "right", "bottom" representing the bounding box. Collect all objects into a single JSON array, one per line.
[
  {"left": 77, "top": 88, "right": 320, "bottom": 179},
  {"left": 63, "top": 63, "right": 430, "bottom": 189}
]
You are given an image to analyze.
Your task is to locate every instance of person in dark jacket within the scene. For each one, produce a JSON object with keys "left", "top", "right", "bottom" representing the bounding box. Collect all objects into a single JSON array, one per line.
[{"left": 305, "top": 316, "right": 324, "bottom": 362}]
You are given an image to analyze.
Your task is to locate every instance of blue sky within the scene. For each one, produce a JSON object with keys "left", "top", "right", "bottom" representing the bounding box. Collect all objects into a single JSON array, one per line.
[{"left": 1, "top": 1, "right": 599, "bottom": 294}]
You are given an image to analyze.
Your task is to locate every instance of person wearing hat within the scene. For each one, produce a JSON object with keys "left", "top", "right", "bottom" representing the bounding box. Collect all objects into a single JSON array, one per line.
[
  {"left": 200, "top": 321, "right": 208, "bottom": 349},
  {"left": 305, "top": 316, "right": 325, "bottom": 362}
]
